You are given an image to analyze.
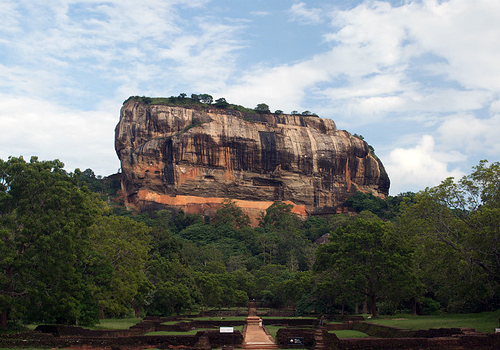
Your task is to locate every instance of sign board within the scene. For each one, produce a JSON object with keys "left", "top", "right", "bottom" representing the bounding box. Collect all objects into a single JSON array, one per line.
[
  {"left": 495, "top": 328, "right": 500, "bottom": 333},
  {"left": 220, "top": 327, "right": 234, "bottom": 333},
  {"left": 288, "top": 337, "right": 304, "bottom": 346}
]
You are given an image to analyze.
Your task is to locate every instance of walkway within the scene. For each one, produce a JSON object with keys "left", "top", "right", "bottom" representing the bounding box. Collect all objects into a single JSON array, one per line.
[{"left": 242, "top": 301, "right": 278, "bottom": 350}]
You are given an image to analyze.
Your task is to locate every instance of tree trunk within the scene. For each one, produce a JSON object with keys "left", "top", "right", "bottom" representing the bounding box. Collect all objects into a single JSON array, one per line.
[
  {"left": 412, "top": 298, "right": 417, "bottom": 316},
  {"left": 1, "top": 267, "right": 12, "bottom": 327},
  {"left": 0, "top": 310, "right": 7, "bottom": 328},
  {"left": 341, "top": 302, "right": 345, "bottom": 316},
  {"left": 370, "top": 294, "right": 377, "bottom": 318}
]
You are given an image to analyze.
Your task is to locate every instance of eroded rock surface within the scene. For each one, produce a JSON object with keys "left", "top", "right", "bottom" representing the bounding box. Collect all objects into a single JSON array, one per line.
[{"left": 115, "top": 100, "right": 390, "bottom": 221}]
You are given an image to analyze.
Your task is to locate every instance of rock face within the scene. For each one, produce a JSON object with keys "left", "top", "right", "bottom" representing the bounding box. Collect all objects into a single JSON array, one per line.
[{"left": 115, "top": 100, "right": 390, "bottom": 222}]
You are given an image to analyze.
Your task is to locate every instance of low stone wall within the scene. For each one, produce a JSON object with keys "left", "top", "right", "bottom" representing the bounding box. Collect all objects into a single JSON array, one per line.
[
  {"left": 3, "top": 319, "right": 245, "bottom": 350},
  {"left": 351, "top": 322, "right": 417, "bottom": 338},
  {"left": 204, "top": 329, "right": 244, "bottom": 348},
  {"left": 275, "top": 328, "right": 316, "bottom": 348},
  {"left": 6, "top": 317, "right": 500, "bottom": 350},
  {"left": 35, "top": 324, "right": 143, "bottom": 338},
  {"left": 156, "top": 320, "right": 246, "bottom": 332},
  {"left": 325, "top": 323, "right": 352, "bottom": 331},
  {"left": 321, "top": 323, "right": 500, "bottom": 350},
  {"left": 329, "top": 315, "right": 365, "bottom": 322},
  {"left": 334, "top": 335, "right": 500, "bottom": 350},
  {"left": 0, "top": 332, "right": 200, "bottom": 349}
]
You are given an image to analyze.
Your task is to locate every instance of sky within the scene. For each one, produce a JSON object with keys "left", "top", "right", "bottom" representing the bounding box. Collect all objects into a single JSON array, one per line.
[{"left": 1, "top": 0, "right": 499, "bottom": 195}]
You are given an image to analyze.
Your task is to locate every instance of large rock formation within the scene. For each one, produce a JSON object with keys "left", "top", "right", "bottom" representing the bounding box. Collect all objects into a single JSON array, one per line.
[{"left": 115, "top": 100, "right": 390, "bottom": 222}]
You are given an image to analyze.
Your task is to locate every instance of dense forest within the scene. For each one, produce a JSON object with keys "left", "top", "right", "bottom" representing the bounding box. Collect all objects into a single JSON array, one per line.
[{"left": 1, "top": 156, "right": 499, "bottom": 327}]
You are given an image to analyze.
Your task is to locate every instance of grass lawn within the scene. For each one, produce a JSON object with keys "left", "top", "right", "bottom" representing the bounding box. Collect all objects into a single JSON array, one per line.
[
  {"left": 85, "top": 317, "right": 142, "bottom": 330},
  {"left": 263, "top": 325, "right": 282, "bottom": 339},
  {"left": 262, "top": 316, "right": 317, "bottom": 320},
  {"left": 329, "top": 330, "right": 369, "bottom": 338},
  {"left": 161, "top": 319, "right": 194, "bottom": 325},
  {"left": 367, "top": 310, "right": 500, "bottom": 333},
  {"left": 193, "top": 316, "right": 248, "bottom": 322}
]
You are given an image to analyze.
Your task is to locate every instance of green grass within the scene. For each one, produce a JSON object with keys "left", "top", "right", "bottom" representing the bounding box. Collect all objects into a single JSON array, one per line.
[
  {"left": 193, "top": 316, "right": 248, "bottom": 321},
  {"left": 367, "top": 311, "right": 500, "bottom": 333},
  {"left": 261, "top": 316, "right": 317, "bottom": 320},
  {"left": 86, "top": 317, "right": 142, "bottom": 330},
  {"left": 263, "top": 325, "right": 282, "bottom": 339},
  {"left": 161, "top": 319, "right": 194, "bottom": 325},
  {"left": 329, "top": 330, "right": 369, "bottom": 338}
]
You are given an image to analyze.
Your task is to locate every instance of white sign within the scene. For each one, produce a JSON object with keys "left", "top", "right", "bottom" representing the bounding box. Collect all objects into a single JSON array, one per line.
[
  {"left": 495, "top": 328, "right": 500, "bottom": 333},
  {"left": 220, "top": 327, "right": 234, "bottom": 333}
]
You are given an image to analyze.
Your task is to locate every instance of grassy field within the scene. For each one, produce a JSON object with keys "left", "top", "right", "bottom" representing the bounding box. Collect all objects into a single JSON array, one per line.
[
  {"left": 85, "top": 317, "right": 142, "bottom": 330},
  {"left": 263, "top": 325, "right": 281, "bottom": 339},
  {"left": 329, "top": 330, "right": 370, "bottom": 338},
  {"left": 367, "top": 310, "right": 500, "bottom": 333},
  {"left": 261, "top": 316, "right": 317, "bottom": 319},
  {"left": 193, "top": 316, "right": 248, "bottom": 321}
]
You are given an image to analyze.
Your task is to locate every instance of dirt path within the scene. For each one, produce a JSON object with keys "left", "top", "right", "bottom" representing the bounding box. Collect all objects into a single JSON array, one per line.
[{"left": 242, "top": 301, "right": 278, "bottom": 349}]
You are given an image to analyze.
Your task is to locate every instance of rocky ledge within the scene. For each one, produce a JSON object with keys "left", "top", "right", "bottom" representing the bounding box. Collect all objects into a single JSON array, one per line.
[{"left": 115, "top": 100, "right": 390, "bottom": 222}]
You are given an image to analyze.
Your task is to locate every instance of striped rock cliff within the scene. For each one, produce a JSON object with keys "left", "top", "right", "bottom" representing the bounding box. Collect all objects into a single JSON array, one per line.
[{"left": 115, "top": 100, "right": 390, "bottom": 222}]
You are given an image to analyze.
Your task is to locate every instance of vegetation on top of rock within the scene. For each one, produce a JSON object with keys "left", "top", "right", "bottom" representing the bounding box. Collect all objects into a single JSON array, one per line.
[{"left": 123, "top": 94, "right": 319, "bottom": 118}]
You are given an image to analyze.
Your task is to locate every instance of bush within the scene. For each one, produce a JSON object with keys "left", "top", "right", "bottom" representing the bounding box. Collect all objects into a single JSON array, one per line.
[{"left": 421, "top": 298, "right": 441, "bottom": 315}]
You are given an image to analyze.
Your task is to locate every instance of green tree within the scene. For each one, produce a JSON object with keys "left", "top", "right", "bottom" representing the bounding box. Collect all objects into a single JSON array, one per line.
[
  {"left": 150, "top": 281, "right": 193, "bottom": 316},
  {"left": 254, "top": 103, "right": 270, "bottom": 114},
  {"left": 399, "top": 160, "right": 500, "bottom": 311},
  {"left": 214, "top": 97, "right": 229, "bottom": 108},
  {"left": 199, "top": 94, "right": 213, "bottom": 104},
  {"left": 315, "top": 212, "right": 413, "bottom": 317},
  {"left": 259, "top": 201, "right": 300, "bottom": 232},
  {"left": 88, "top": 215, "right": 151, "bottom": 318},
  {"left": 213, "top": 199, "right": 250, "bottom": 229},
  {"left": 258, "top": 202, "right": 313, "bottom": 270},
  {"left": 0, "top": 156, "right": 105, "bottom": 326},
  {"left": 194, "top": 272, "right": 223, "bottom": 311}
]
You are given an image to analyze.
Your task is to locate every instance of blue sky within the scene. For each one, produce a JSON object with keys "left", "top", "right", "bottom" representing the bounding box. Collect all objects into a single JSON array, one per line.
[{"left": 1, "top": 0, "right": 499, "bottom": 195}]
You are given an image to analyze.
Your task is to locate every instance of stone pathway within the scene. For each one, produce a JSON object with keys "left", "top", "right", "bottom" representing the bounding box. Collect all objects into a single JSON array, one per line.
[
  {"left": 313, "top": 326, "right": 326, "bottom": 350},
  {"left": 242, "top": 301, "right": 278, "bottom": 350}
]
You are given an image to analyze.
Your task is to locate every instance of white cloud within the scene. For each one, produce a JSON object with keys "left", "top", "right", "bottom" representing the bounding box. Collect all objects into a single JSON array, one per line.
[
  {"left": 251, "top": 11, "right": 270, "bottom": 17},
  {"left": 228, "top": 0, "right": 500, "bottom": 119},
  {"left": 289, "top": 2, "right": 324, "bottom": 24},
  {"left": 385, "top": 135, "right": 465, "bottom": 195},
  {"left": 437, "top": 113, "right": 500, "bottom": 156},
  {"left": 0, "top": 94, "right": 119, "bottom": 176},
  {"left": 0, "top": 1, "right": 245, "bottom": 106},
  {"left": 405, "top": 0, "right": 500, "bottom": 91}
]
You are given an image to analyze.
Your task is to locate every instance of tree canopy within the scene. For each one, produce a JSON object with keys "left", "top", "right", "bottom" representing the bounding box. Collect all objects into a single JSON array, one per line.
[{"left": 2, "top": 155, "right": 499, "bottom": 326}]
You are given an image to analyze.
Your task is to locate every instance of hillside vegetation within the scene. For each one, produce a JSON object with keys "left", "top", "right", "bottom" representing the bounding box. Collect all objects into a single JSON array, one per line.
[{"left": 1, "top": 156, "right": 499, "bottom": 329}]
